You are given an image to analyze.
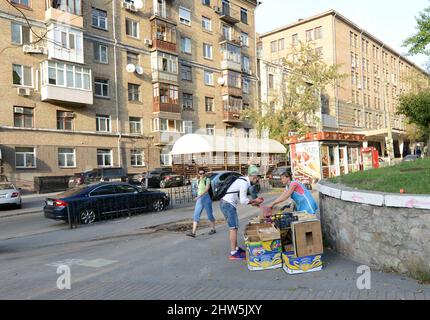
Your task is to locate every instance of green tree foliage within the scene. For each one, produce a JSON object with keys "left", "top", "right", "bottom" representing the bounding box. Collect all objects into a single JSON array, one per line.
[
  {"left": 243, "top": 42, "right": 343, "bottom": 144},
  {"left": 403, "top": 6, "right": 430, "bottom": 56}
]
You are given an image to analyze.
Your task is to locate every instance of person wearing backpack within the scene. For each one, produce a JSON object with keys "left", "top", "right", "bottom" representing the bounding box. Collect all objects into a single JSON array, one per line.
[
  {"left": 186, "top": 170, "right": 216, "bottom": 238},
  {"left": 219, "top": 166, "right": 264, "bottom": 260}
]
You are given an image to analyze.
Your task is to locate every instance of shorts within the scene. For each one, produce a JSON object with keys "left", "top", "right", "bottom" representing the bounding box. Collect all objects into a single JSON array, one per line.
[{"left": 220, "top": 200, "right": 239, "bottom": 229}]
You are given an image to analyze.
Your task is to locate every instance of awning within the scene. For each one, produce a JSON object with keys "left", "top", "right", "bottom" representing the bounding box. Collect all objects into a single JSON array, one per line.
[{"left": 171, "top": 134, "right": 287, "bottom": 155}]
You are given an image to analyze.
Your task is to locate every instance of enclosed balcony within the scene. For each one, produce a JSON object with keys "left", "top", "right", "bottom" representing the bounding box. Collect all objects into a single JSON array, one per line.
[
  {"left": 150, "top": 17, "right": 177, "bottom": 53},
  {"left": 153, "top": 83, "right": 180, "bottom": 114},
  {"left": 220, "top": 42, "right": 242, "bottom": 72},
  {"left": 217, "top": 1, "right": 240, "bottom": 24},
  {"left": 221, "top": 71, "right": 243, "bottom": 97},
  {"left": 223, "top": 95, "right": 243, "bottom": 124},
  {"left": 45, "top": 0, "right": 83, "bottom": 28},
  {"left": 40, "top": 61, "right": 93, "bottom": 105},
  {"left": 151, "top": 52, "right": 178, "bottom": 84}
]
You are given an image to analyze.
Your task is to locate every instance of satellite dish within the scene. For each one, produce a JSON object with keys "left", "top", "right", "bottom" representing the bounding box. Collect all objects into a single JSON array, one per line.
[
  {"left": 134, "top": 0, "right": 144, "bottom": 9},
  {"left": 135, "top": 65, "right": 144, "bottom": 75},
  {"left": 217, "top": 77, "right": 225, "bottom": 86},
  {"left": 126, "top": 64, "right": 136, "bottom": 73}
]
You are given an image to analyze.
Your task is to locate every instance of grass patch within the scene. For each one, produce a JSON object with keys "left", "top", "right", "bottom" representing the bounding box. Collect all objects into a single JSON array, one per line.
[{"left": 329, "top": 158, "right": 430, "bottom": 194}]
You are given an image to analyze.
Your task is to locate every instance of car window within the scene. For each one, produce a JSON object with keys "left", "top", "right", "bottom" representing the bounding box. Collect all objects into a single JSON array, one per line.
[
  {"left": 0, "top": 184, "right": 14, "bottom": 190},
  {"left": 90, "top": 185, "right": 117, "bottom": 196},
  {"left": 115, "top": 184, "right": 138, "bottom": 194},
  {"left": 61, "top": 186, "right": 88, "bottom": 197}
]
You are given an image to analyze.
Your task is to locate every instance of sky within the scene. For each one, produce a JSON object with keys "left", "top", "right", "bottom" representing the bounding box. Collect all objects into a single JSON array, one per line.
[{"left": 255, "top": 0, "right": 430, "bottom": 68}]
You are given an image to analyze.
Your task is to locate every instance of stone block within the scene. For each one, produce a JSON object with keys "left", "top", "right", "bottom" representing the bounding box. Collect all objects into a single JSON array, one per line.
[
  {"left": 385, "top": 195, "right": 430, "bottom": 210},
  {"left": 341, "top": 190, "right": 384, "bottom": 206}
]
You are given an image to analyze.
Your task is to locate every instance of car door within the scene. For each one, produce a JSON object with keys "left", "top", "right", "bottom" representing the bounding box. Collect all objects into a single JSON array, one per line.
[
  {"left": 88, "top": 185, "right": 118, "bottom": 217},
  {"left": 114, "top": 184, "right": 143, "bottom": 214}
]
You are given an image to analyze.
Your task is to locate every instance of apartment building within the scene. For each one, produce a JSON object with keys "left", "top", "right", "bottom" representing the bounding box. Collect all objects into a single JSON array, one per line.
[
  {"left": 0, "top": 0, "right": 258, "bottom": 189},
  {"left": 258, "top": 10, "right": 429, "bottom": 158}
]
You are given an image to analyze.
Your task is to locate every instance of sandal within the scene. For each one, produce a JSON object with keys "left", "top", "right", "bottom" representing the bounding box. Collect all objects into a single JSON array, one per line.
[
  {"left": 186, "top": 231, "right": 196, "bottom": 238},
  {"left": 208, "top": 229, "right": 216, "bottom": 235}
]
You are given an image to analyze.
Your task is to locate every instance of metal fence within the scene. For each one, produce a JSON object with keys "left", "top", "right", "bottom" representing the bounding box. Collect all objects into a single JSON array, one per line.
[{"left": 34, "top": 176, "right": 72, "bottom": 194}]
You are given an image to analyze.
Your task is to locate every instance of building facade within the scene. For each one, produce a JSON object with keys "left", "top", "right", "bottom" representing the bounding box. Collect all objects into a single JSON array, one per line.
[
  {"left": 258, "top": 10, "right": 429, "bottom": 159},
  {"left": 0, "top": 0, "right": 258, "bottom": 189}
]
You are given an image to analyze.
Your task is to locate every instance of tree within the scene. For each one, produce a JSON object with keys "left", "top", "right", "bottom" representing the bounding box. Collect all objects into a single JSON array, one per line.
[
  {"left": 398, "top": 91, "right": 430, "bottom": 152},
  {"left": 243, "top": 42, "right": 344, "bottom": 144},
  {"left": 402, "top": 5, "right": 430, "bottom": 56}
]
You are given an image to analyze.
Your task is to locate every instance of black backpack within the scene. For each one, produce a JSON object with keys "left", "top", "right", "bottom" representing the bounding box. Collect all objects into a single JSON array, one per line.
[{"left": 213, "top": 176, "right": 247, "bottom": 200}]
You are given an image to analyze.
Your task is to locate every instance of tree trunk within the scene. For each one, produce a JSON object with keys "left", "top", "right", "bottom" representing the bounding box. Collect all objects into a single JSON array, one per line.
[{"left": 427, "top": 122, "right": 430, "bottom": 157}]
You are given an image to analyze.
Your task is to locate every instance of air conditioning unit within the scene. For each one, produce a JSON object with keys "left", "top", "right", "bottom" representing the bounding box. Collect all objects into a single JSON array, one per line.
[
  {"left": 14, "top": 107, "right": 24, "bottom": 113},
  {"left": 17, "top": 87, "right": 32, "bottom": 96},
  {"left": 213, "top": 6, "right": 222, "bottom": 14},
  {"left": 23, "top": 44, "right": 47, "bottom": 55},
  {"left": 122, "top": 1, "right": 138, "bottom": 12},
  {"left": 144, "top": 39, "right": 153, "bottom": 47}
]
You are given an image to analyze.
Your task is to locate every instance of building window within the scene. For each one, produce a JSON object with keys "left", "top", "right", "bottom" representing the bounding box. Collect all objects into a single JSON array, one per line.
[
  {"left": 41, "top": 61, "right": 91, "bottom": 90},
  {"left": 127, "top": 51, "right": 139, "bottom": 65},
  {"left": 240, "top": 8, "right": 248, "bottom": 24},
  {"left": 205, "top": 97, "right": 214, "bottom": 112},
  {"left": 203, "top": 43, "right": 213, "bottom": 59},
  {"left": 181, "top": 36, "right": 192, "bottom": 53},
  {"left": 128, "top": 83, "right": 140, "bottom": 101},
  {"left": 13, "top": 106, "right": 33, "bottom": 128},
  {"left": 206, "top": 124, "right": 215, "bottom": 136},
  {"left": 278, "top": 38, "right": 285, "bottom": 51},
  {"left": 92, "top": 8, "right": 107, "bottom": 29},
  {"left": 58, "top": 148, "right": 75, "bottom": 168},
  {"left": 15, "top": 147, "right": 35, "bottom": 168},
  {"left": 129, "top": 117, "right": 142, "bottom": 134},
  {"left": 184, "top": 120, "right": 193, "bottom": 134},
  {"left": 242, "top": 55, "right": 250, "bottom": 74},
  {"left": 94, "top": 43, "right": 108, "bottom": 63},
  {"left": 202, "top": 16, "right": 212, "bottom": 31},
  {"left": 314, "top": 26, "right": 323, "bottom": 40},
  {"left": 182, "top": 93, "right": 193, "bottom": 109},
  {"left": 50, "top": 0, "right": 82, "bottom": 15},
  {"left": 179, "top": 7, "right": 191, "bottom": 26},
  {"left": 222, "top": 24, "right": 232, "bottom": 41},
  {"left": 181, "top": 64, "right": 192, "bottom": 81},
  {"left": 125, "top": 19, "right": 139, "bottom": 38},
  {"left": 306, "top": 29, "right": 313, "bottom": 42},
  {"left": 94, "top": 78, "right": 109, "bottom": 97},
  {"left": 11, "top": 22, "right": 30, "bottom": 45},
  {"left": 292, "top": 33, "right": 298, "bottom": 46},
  {"left": 152, "top": 118, "right": 184, "bottom": 133},
  {"left": 57, "top": 111, "right": 74, "bottom": 130},
  {"left": 241, "top": 32, "right": 249, "bottom": 47},
  {"left": 12, "top": 64, "right": 32, "bottom": 87},
  {"left": 204, "top": 70, "right": 214, "bottom": 86},
  {"left": 153, "top": 83, "right": 178, "bottom": 105},
  {"left": 268, "top": 74, "right": 274, "bottom": 89},
  {"left": 271, "top": 40, "right": 277, "bottom": 53},
  {"left": 97, "top": 149, "right": 112, "bottom": 167},
  {"left": 131, "top": 149, "right": 145, "bottom": 167},
  {"left": 243, "top": 78, "right": 250, "bottom": 94},
  {"left": 225, "top": 71, "right": 241, "bottom": 88},
  {"left": 96, "top": 115, "right": 111, "bottom": 132},
  {"left": 10, "top": 0, "right": 30, "bottom": 7},
  {"left": 154, "top": 51, "right": 178, "bottom": 74}
]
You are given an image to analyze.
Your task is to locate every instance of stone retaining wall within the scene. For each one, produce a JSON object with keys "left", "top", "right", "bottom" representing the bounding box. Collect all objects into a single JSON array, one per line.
[{"left": 317, "top": 181, "right": 430, "bottom": 276}]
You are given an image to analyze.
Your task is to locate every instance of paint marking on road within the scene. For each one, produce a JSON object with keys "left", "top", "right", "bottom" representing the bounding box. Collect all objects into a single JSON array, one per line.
[
  {"left": 75, "top": 259, "right": 118, "bottom": 268},
  {"left": 45, "top": 259, "right": 85, "bottom": 267}
]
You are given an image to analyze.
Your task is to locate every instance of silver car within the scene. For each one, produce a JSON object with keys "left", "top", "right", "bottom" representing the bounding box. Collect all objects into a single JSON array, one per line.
[{"left": 0, "top": 183, "right": 22, "bottom": 209}]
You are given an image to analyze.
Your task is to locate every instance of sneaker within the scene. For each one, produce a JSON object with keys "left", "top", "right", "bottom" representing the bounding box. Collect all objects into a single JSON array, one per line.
[
  {"left": 208, "top": 229, "right": 216, "bottom": 235},
  {"left": 237, "top": 247, "right": 246, "bottom": 256},
  {"left": 229, "top": 251, "right": 246, "bottom": 261},
  {"left": 186, "top": 231, "right": 196, "bottom": 238}
]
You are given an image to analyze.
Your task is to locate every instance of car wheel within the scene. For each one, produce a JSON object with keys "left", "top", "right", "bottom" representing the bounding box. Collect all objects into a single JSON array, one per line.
[
  {"left": 80, "top": 209, "right": 96, "bottom": 224},
  {"left": 152, "top": 199, "right": 165, "bottom": 212},
  {"left": 15, "top": 201, "right": 22, "bottom": 209},
  {"left": 160, "top": 181, "right": 166, "bottom": 188}
]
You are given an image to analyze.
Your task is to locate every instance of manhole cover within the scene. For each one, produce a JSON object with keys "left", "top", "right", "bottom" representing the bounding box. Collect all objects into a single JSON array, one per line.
[{"left": 143, "top": 219, "right": 225, "bottom": 233}]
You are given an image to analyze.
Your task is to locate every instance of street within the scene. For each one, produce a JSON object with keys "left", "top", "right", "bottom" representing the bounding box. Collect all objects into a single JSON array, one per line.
[{"left": 0, "top": 191, "right": 429, "bottom": 300}]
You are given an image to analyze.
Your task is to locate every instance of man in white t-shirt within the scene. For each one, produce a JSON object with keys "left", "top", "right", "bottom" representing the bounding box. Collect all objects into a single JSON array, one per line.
[{"left": 219, "top": 166, "right": 264, "bottom": 260}]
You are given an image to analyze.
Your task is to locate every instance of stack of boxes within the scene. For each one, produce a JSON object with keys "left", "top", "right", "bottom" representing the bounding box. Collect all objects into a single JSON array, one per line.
[{"left": 244, "top": 211, "right": 324, "bottom": 274}]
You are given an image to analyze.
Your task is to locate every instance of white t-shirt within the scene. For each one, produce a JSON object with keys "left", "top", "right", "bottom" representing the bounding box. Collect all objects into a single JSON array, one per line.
[{"left": 221, "top": 176, "right": 251, "bottom": 208}]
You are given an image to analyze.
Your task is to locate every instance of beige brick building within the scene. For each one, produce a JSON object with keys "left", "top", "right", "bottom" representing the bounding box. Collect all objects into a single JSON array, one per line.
[
  {"left": 258, "top": 10, "right": 429, "bottom": 159},
  {"left": 0, "top": 0, "right": 258, "bottom": 189}
]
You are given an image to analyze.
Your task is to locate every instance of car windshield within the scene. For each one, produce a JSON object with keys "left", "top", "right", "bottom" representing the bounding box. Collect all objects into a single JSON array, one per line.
[{"left": 0, "top": 184, "right": 14, "bottom": 190}]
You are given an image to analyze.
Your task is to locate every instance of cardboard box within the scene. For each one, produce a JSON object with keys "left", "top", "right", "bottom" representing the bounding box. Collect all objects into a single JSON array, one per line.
[
  {"left": 291, "top": 220, "right": 323, "bottom": 257},
  {"left": 257, "top": 225, "right": 281, "bottom": 241},
  {"left": 282, "top": 251, "right": 323, "bottom": 274},
  {"left": 247, "top": 252, "right": 282, "bottom": 271},
  {"left": 294, "top": 212, "right": 317, "bottom": 221}
]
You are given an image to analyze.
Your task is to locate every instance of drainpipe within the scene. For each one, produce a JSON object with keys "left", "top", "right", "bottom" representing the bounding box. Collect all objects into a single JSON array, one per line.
[
  {"left": 332, "top": 12, "right": 339, "bottom": 129},
  {"left": 112, "top": 1, "right": 122, "bottom": 168}
]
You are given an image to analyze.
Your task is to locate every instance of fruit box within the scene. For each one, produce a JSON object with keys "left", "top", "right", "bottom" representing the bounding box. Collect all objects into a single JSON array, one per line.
[
  {"left": 246, "top": 252, "right": 282, "bottom": 271},
  {"left": 282, "top": 251, "right": 323, "bottom": 274}
]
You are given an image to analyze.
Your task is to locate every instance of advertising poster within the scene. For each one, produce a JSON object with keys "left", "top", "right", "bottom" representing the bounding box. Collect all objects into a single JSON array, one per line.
[{"left": 290, "top": 141, "right": 321, "bottom": 182}]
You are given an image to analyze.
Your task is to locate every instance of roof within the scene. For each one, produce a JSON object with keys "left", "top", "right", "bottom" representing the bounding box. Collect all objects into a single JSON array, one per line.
[
  {"left": 258, "top": 9, "right": 429, "bottom": 76},
  {"left": 171, "top": 134, "right": 287, "bottom": 155}
]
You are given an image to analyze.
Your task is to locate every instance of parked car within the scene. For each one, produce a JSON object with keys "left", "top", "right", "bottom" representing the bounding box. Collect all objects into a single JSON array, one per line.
[
  {"left": 68, "top": 168, "right": 127, "bottom": 188},
  {"left": 267, "top": 166, "right": 290, "bottom": 188},
  {"left": 44, "top": 182, "right": 170, "bottom": 224},
  {"left": 145, "top": 168, "right": 185, "bottom": 188},
  {"left": 403, "top": 154, "right": 419, "bottom": 162},
  {"left": 0, "top": 182, "right": 22, "bottom": 209}
]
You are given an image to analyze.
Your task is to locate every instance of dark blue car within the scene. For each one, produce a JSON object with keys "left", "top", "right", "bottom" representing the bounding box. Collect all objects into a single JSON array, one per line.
[{"left": 44, "top": 183, "right": 170, "bottom": 224}]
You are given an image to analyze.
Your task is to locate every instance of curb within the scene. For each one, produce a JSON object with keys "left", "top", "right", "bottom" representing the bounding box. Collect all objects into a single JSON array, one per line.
[{"left": 0, "top": 209, "right": 41, "bottom": 219}]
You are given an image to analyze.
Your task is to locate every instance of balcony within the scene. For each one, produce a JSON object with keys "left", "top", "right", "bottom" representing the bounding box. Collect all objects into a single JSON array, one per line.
[
  {"left": 45, "top": 7, "right": 83, "bottom": 29},
  {"left": 223, "top": 111, "right": 243, "bottom": 124},
  {"left": 151, "top": 2, "right": 176, "bottom": 25},
  {"left": 216, "top": 3, "right": 240, "bottom": 24},
  {"left": 153, "top": 101, "right": 181, "bottom": 114},
  {"left": 41, "top": 85, "right": 93, "bottom": 105},
  {"left": 150, "top": 19, "right": 177, "bottom": 53},
  {"left": 219, "top": 35, "right": 242, "bottom": 47},
  {"left": 222, "top": 86, "right": 243, "bottom": 97},
  {"left": 221, "top": 60, "right": 242, "bottom": 72},
  {"left": 152, "top": 38, "right": 177, "bottom": 53},
  {"left": 152, "top": 70, "right": 178, "bottom": 84}
]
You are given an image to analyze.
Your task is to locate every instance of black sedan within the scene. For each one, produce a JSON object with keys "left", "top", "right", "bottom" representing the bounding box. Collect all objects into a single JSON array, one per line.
[{"left": 44, "top": 183, "right": 170, "bottom": 224}]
